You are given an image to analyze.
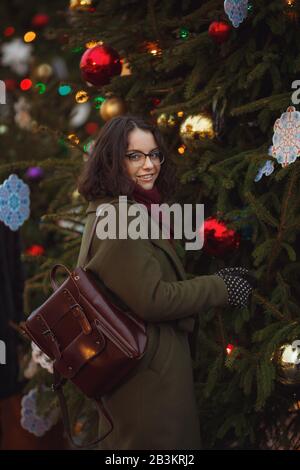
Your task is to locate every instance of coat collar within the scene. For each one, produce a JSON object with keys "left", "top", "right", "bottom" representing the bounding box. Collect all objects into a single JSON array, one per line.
[{"left": 86, "top": 197, "right": 186, "bottom": 281}]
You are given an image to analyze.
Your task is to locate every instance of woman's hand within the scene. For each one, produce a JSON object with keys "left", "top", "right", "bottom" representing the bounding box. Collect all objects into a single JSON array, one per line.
[{"left": 215, "top": 267, "right": 256, "bottom": 308}]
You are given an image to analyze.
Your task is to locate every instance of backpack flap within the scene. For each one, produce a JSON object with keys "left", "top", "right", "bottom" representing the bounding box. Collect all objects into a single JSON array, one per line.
[{"left": 54, "top": 324, "right": 106, "bottom": 379}]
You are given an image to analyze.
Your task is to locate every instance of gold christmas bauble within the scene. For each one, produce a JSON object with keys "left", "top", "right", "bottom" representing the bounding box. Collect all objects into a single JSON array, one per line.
[
  {"left": 69, "top": 0, "right": 93, "bottom": 10},
  {"left": 35, "top": 63, "right": 53, "bottom": 80},
  {"left": 157, "top": 113, "right": 176, "bottom": 129},
  {"left": 180, "top": 113, "right": 215, "bottom": 141},
  {"left": 167, "top": 114, "right": 176, "bottom": 127},
  {"left": 273, "top": 341, "right": 300, "bottom": 385},
  {"left": 99, "top": 96, "right": 127, "bottom": 121},
  {"left": 157, "top": 113, "right": 168, "bottom": 128}
]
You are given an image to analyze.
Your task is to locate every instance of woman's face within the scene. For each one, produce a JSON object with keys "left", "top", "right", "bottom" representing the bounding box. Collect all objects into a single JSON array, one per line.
[{"left": 123, "top": 128, "right": 162, "bottom": 190}]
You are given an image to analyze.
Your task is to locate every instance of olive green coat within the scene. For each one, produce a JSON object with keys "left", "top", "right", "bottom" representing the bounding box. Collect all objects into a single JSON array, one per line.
[{"left": 76, "top": 196, "right": 228, "bottom": 450}]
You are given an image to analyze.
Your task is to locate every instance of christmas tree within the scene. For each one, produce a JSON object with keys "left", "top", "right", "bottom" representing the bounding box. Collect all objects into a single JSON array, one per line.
[{"left": 1, "top": 0, "right": 300, "bottom": 449}]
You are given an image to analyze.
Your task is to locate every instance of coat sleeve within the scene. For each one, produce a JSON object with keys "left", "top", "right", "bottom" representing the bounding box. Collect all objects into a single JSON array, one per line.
[{"left": 84, "top": 213, "right": 228, "bottom": 323}]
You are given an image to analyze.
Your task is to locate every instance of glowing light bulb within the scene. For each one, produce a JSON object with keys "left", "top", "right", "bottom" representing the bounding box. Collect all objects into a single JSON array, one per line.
[
  {"left": 24, "top": 31, "right": 36, "bottom": 42},
  {"left": 226, "top": 344, "right": 234, "bottom": 355}
]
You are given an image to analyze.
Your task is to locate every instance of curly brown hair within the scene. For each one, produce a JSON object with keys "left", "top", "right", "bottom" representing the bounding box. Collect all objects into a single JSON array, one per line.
[{"left": 77, "top": 114, "right": 178, "bottom": 203}]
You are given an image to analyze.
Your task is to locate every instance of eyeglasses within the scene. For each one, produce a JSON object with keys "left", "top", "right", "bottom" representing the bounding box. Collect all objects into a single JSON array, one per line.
[{"left": 125, "top": 148, "right": 165, "bottom": 166}]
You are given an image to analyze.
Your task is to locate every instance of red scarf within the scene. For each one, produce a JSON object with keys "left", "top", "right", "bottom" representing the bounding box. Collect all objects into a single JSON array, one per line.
[{"left": 132, "top": 183, "right": 175, "bottom": 246}]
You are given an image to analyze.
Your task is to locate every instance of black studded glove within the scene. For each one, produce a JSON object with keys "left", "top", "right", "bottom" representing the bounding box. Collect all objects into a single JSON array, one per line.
[
  {"left": 216, "top": 267, "right": 256, "bottom": 308},
  {"left": 216, "top": 267, "right": 258, "bottom": 288}
]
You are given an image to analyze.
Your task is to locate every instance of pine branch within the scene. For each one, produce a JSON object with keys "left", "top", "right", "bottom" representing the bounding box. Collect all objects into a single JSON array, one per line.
[
  {"left": 230, "top": 93, "right": 290, "bottom": 116},
  {"left": 252, "top": 292, "right": 285, "bottom": 320},
  {"left": 266, "top": 166, "right": 300, "bottom": 281},
  {"left": 245, "top": 191, "right": 279, "bottom": 229}
]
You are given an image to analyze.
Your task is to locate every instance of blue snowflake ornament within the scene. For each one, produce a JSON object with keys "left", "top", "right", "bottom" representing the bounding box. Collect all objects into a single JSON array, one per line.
[
  {"left": 255, "top": 160, "right": 275, "bottom": 182},
  {"left": 0, "top": 174, "right": 30, "bottom": 231},
  {"left": 224, "top": 0, "right": 249, "bottom": 28},
  {"left": 21, "top": 388, "right": 59, "bottom": 437},
  {"left": 271, "top": 106, "right": 300, "bottom": 167}
]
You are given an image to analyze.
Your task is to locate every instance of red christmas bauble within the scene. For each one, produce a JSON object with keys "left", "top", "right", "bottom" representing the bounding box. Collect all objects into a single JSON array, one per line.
[
  {"left": 80, "top": 44, "right": 122, "bottom": 87},
  {"left": 151, "top": 97, "right": 161, "bottom": 107},
  {"left": 31, "top": 13, "right": 50, "bottom": 28},
  {"left": 208, "top": 21, "right": 231, "bottom": 44},
  {"left": 202, "top": 217, "right": 240, "bottom": 258}
]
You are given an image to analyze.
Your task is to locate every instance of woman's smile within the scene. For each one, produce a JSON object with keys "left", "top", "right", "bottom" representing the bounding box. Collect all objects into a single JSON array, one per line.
[{"left": 137, "top": 173, "right": 155, "bottom": 181}]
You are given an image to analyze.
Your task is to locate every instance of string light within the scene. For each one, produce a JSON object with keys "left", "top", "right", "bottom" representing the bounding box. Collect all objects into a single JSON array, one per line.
[
  {"left": 4, "top": 26, "right": 15, "bottom": 37},
  {"left": 68, "top": 134, "right": 80, "bottom": 145},
  {"left": 151, "top": 97, "right": 161, "bottom": 107},
  {"left": 20, "top": 78, "right": 32, "bottom": 91},
  {"left": 179, "top": 27, "right": 189, "bottom": 39},
  {"left": 85, "top": 122, "right": 99, "bottom": 135},
  {"left": 24, "top": 31, "right": 37, "bottom": 42},
  {"left": 226, "top": 344, "right": 235, "bottom": 355},
  {"left": 72, "top": 46, "right": 85, "bottom": 53},
  {"left": 145, "top": 41, "right": 162, "bottom": 56},
  {"left": 35, "top": 83, "right": 46, "bottom": 94},
  {"left": 4, "top": 79, "right": 17, "bottom": 91},
  {"left": 93, "top": 96, "right": 105, "bottom": 109},
  {"left": 31, "top": 13, "right": 50, "bottom": 28},
  {"left": 75, "top": 90, "right": 89, "bottom": 103},
  {"left": 85, "top": 40, "right": 103, "bottom": 48},
  {"left": 58, "top": 84, "right": 72, "bottom": 96},
  {"left": 150, "top": 47, "right": 158, "bottom": 56},
  {"left": 25, "top": 245, "right": 45, "bottom": 256},
  {"left": 284, "top": 0, "right": 298, "bottom": 21}
]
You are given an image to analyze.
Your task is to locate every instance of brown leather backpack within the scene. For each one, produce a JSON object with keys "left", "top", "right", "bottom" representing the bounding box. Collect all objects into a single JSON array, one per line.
[{"left": 22, "top": 199, "right": 148, "bottom": 448}]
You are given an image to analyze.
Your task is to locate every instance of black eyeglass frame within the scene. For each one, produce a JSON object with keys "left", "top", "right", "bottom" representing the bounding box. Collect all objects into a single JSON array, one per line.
[{"left": 125, "top": 149, "right": 165, "bottom": 165}]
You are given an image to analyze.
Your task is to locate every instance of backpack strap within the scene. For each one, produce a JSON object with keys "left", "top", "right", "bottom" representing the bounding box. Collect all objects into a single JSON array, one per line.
[
  {"left": 53, "top": 368, "right": 113, "bottom": 449},
  {"left": 82, "top": 196, "right": 137, "bottom": 268}
]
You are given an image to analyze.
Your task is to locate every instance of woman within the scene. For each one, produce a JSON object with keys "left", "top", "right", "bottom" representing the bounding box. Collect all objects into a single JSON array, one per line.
[{"left": 76, "top": 115, "right": 253, "bottom": 450}]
